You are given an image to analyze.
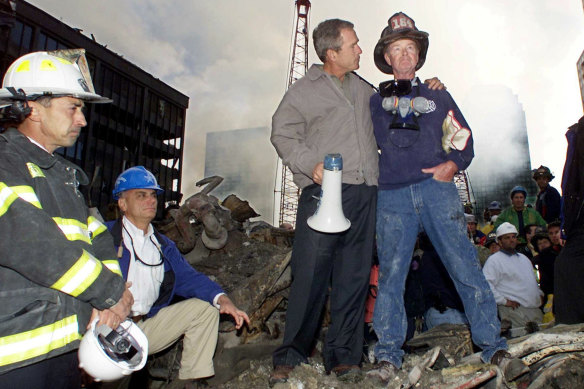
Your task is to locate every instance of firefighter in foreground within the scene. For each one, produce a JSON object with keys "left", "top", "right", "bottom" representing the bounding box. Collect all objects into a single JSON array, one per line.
[
  {"left": 107, "top": 166, "right": 249, "bottom": 387},
  {"left": 0, "top": 50, "right": 133, "bottom": 388}
]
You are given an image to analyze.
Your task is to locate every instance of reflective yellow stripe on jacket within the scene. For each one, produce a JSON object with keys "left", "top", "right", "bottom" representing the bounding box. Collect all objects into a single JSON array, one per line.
[
  {"left": 87, "top": 216, "right": 122, "bottom": 276},
  {"left": 51, "top": 250, "right": 103, "bottom": 297},
  {"left": 10, "top": 185, "right": 42, "bottom": 209},
  {"left": 87, "top": 216, "right": 107, "bottom": 238},
  {"left": 0, "top": 183, "right": 18, "bottom": 217},
  {"left": 0, "top": 315, "right": 80, "bottom": 367},
  {"left": 53, "top": 217, "right": 91, "bottom": 244},
  {"left": 0, "top": 183, "right": 41, "bottom": 217},
  {"left": 102, "top": 260, "right": 122, "bottom": 276}
]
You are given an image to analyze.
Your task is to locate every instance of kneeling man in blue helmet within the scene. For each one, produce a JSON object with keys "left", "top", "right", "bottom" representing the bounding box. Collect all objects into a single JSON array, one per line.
[{"left": 107, "top": 166, "right": 250, "bottom": 385}]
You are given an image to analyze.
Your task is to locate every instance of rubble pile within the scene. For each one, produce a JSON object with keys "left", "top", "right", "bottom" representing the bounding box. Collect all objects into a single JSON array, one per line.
[
  {"left": 148, "top": 177, "right": 293, "bottom": 386},
  {"left": 143, "top": 177, "right": 584, "bottom": 388},
  {"left": 220, "top": 324, "right": 584, "bottom": 389}
]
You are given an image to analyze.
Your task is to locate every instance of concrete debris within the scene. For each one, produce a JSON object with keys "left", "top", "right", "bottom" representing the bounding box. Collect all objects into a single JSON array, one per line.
[
  {"left": 137, "top": 177, "right": 584, "bottom": 389},
  {"left": 406, "top": 324, "right": 473, "bottom": 361},
  {"left": 223, "top": 194, "right": 260, "bottom": 222}
]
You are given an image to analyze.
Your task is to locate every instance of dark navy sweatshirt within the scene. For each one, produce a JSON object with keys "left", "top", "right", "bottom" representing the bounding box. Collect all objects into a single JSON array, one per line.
[{"left": 371, "top": 81, "right": 474, "bottom": 190}]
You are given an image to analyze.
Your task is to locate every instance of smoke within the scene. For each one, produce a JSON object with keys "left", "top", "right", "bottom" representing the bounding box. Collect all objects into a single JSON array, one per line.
[
  {"left": 29, "top": 0, "right": 582, "bottom": 218},
  {"left": 462, "top": 85, "right": 540, "bottom": 215},
  {"left": 203, "top": 127, "right": 278, "bottom": 223}
]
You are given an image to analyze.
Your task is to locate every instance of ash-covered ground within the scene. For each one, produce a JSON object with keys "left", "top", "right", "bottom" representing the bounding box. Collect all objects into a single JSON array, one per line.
[{"left": 143, "top": 323, "right": 584, "bottom": 389}]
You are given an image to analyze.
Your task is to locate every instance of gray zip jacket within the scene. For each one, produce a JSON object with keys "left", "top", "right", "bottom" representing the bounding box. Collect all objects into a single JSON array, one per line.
[{"left": 271, "top": 64, "right": 378, "bottom": 189}]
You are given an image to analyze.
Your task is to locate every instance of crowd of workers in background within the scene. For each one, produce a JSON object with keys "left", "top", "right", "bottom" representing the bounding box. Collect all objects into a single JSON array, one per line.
[{"left": 393, "top": 164, "right": 565, "bottom": 342}]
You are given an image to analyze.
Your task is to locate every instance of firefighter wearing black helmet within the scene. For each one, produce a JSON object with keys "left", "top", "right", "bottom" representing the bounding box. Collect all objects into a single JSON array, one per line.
[
  {"left": 368, "top": 12, "right": 528, "bottom": 384},
  {"left": 532, "top": 165, "right": 561, "bottom": 223}
]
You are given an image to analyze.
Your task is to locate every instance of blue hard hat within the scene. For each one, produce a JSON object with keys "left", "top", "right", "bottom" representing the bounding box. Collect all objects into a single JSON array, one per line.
[
  {"left": 488, "top": 201, "right": 502, "bottom": 210},
  {"left": 112, "top": 166, "right": 164, "bottom": 200},
  {"left": 510, "top": 185, "right": 527, "bottom": 199}
]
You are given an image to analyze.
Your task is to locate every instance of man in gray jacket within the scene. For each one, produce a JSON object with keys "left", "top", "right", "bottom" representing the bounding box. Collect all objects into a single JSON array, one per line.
[
  {"left": 270, "top": 19, "right": 377, "bottom": 383},
  {"left": 270, "top": 18, "right": 441, "bottom": 384}
]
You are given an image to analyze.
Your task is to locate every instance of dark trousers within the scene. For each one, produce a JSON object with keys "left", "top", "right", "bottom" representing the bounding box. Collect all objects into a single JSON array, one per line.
[
  {"left": 0, "top": 351, "right": 81, "bottom": 389},
  {"left": 555, "top": 228, "right": 584, "bottom": 324},
  {"left": 272, "top": 183, "right": 376, "bottom": 372}
]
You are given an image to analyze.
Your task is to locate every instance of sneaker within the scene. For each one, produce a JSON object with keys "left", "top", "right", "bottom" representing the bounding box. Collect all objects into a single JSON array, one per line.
[
  {"left": 366, "top": 361, "right": 398, "bottom": 384},
  {"left": 331, "top": 364, "right": 361, "bottom": 382},
  {"left": 490, "top": 350, "right": 529, "bottom": 381},
  {"left": 269, "top": 365, "right": 294, "bottom": 386}
]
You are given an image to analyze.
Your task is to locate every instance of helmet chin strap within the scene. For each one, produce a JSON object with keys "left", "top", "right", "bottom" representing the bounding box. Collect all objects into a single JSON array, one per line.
[{"left": 0, "top": 87, "right": 32, "bottom": 123}]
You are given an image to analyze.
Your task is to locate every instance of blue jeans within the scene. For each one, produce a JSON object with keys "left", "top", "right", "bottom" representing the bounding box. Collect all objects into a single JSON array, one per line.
[
  {"left": 424, "top": 307, "right": 469, "bottom": 330},
  {"left": 373, "top": 178, "right": 507, "bottom": 367}
]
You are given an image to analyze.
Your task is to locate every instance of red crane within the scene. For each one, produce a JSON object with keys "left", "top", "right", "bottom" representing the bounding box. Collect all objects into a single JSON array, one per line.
[
  {"left": 274, "top": 0, "right": 311, "bottom": 227},
  {"left": 454, "top": 170, "right": 474, "bottom": 211}
]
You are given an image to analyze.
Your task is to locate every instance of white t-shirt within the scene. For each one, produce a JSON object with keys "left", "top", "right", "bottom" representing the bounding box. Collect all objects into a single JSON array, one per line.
[
  {"left": 483, "top": 249, "right": 543, "bottom": 308},
  {"left": 122, "top": 216, "right": 165, "bottom": 316}
]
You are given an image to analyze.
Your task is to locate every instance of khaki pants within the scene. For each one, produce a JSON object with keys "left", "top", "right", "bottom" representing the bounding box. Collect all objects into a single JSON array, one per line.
[
  {"left": 498, "top": 305, "right": 543, "bottom": 328},
  {"left": 138, "top": 298, "right": 219, "bottom": 380}
]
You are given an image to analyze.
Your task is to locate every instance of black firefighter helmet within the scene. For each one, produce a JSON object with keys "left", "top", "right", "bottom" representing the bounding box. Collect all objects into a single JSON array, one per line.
[
  {"left": 532, "top": 165, "right": 554, "bottom": 181},
  {"left": 374, "top": 12, "right": 429, "bottom": 75}
]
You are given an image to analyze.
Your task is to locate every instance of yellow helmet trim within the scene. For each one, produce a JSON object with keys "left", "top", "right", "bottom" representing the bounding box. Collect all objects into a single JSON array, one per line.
[
  {"left": 15, "top": 60, "right": 30, "bottom": 73},
  {"left": 40, "top": 59, "right": 57, "bottom": 71}
]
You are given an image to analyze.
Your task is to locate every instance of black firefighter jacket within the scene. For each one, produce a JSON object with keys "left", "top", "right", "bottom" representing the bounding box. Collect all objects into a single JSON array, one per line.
[{"left": 0, "top": 128, "right": 126, "bottom": 374}]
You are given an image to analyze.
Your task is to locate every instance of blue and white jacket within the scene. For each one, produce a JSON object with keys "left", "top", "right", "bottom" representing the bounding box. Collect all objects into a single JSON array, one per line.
[{"left": 107, "top": 219, "right": 224, "bottom": 318}]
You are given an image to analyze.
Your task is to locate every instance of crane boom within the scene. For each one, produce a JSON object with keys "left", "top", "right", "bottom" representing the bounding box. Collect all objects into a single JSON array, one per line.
[{"left": 274, "top": 0, "right": 311, "bottom": 227}]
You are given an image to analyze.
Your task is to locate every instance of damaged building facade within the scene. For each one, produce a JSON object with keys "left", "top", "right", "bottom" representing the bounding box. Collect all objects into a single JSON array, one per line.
[{"left": 0, "top": 0, "right": 188, "bottom": 215}]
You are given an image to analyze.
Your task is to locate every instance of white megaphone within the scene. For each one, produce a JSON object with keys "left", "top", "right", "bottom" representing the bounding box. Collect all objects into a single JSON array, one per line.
[{"left": 307, "top": 153, "right": 351, "bottom": 233}]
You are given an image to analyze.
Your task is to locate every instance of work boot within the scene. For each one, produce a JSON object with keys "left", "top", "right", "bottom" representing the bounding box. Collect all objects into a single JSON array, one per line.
[
  {"left": 525, "top": 321, "right": 539, "bottom": 334},
  {"left": 269, "top": 365, "right": 294, "bottom": 386},
  {"left": 500, "top": 318, "right": 512, "bottom": 338},
  {"left": 171, "top": 379, "right": 209, "bottom": 389},
  {"left": 490, "top": 349, "right": 529, "bottom": 381},
  {"left": 331, "top": 364, "right": 361, "bottom": 382},
  {"left": 366, "top": 361, "right": 398, "bottom": 385}
]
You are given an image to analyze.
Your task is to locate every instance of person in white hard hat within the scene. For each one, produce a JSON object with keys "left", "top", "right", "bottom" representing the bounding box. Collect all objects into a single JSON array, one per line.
[
  {"left": 482, "top": 222, "right": 544, "bottom": 328},
  {"left": 0, "top": 50, "right": 133, "bottom": 388}
]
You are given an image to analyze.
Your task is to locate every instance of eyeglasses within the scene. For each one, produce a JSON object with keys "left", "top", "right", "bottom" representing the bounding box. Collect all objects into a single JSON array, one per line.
[{"left": 123, "top": 225, "right": 164, "bottom": 267}]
